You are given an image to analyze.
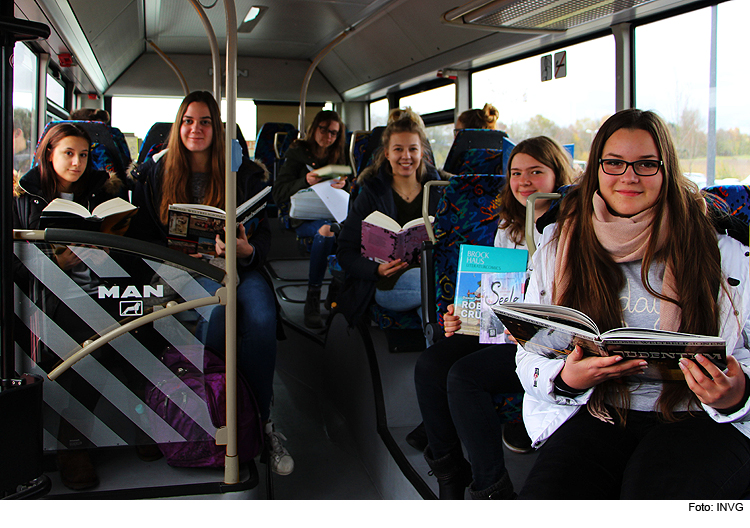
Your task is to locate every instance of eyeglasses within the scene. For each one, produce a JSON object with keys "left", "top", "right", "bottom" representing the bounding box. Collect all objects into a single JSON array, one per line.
[
  {"left": 318, "top": 125, "right": 340, "bottom": 138},
  {"left": 599, "top": 159, "right": 663, "bottom": 177}
]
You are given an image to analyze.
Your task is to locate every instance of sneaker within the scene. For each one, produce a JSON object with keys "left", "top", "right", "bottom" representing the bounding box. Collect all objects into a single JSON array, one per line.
[
  {"left": 502, "top": 422, "right": 533, "bottom": 454},
  {"left": 265, "top": 421, "right": 294, "bottom": 475}
]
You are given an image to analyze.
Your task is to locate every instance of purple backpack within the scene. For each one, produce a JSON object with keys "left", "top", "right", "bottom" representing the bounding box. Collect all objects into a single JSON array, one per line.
[{"left": 145, "top": 345, "right": 263, "bottom": 467}]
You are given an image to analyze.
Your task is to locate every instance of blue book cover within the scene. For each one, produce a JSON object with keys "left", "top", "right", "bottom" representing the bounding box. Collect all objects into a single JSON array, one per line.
[{"left": 453, "top": 244, "right": 528, "bottom": 339}]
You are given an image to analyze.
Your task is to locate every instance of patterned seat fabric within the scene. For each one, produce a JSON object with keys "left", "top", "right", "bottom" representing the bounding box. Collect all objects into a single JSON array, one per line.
[
  {"left": 254, "top": 122, "right": 297, "bottom": 182},
  {"left": 137, "top": 122, "right": 172, "bottom": 165},
  {"left": 703, "top": 184, "right": 750, "bottom": 245},
  {"left": 443, "top": 129, "right": 509, "bottom": 175},
  {"left": 432, "top": 174, "right": 506, "bottom": 326}
]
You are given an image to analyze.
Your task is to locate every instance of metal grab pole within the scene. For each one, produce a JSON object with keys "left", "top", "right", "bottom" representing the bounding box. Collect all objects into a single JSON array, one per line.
[
  {"left": 188, "top": 0, "right": 222, "bottom": 101},
  {"left": 147, "top": 40, "right": 189, "bottom": 96},
  {"left": 222, "top": 0, "right": 239, "bottom": 485}
]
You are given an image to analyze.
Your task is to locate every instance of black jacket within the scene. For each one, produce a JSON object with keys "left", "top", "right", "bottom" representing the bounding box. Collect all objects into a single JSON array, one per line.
[
  {"left": 129, "top": 152, "right": 272, "bottom": 273},
  {"left": 336, "top": 164, "right": 447, "bottom": 325}
]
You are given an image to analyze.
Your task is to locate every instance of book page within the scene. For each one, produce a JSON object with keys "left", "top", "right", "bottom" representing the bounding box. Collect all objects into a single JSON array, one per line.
[
  {"left": 402, "top": 215, "right": 433, "bottom": 231},
  {"left": 310, "top": 181, "right": 349, "bottom": 223},
  {"left": 362, "top": 210, "right": 401, "bottom": 233},
  {"left": 91, "top": 197, "right": 137, "bottom": 218},
  {"left": 43, "top": 198, "right": 91, "bottom": 218}
]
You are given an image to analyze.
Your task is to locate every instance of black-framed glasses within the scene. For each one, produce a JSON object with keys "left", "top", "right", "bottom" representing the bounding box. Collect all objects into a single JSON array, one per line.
[
  {"left": 318, "top": 125, "right": 340, "bottom": 138},
  {"left": 599, "top": 158, "right": 663, "bottom": 176}
]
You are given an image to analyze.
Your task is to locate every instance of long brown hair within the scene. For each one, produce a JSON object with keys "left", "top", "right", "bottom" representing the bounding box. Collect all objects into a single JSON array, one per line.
[
  {"left": 372, "top": 111, "right": 430, "bottom": 183},
  {"left": 499, "top": 136, "right": 575, "bottom": 245},
  {"left": 159, "top": 91, "right": 226, "bottom": 224},
  {"left": 555, "top": 109, "right": 721, "bottom": 421},
  {"left": 34, "top": 123, "right": 93, "bottom": 200},
  {"left": 298, "top": 110, "right": 346, "bottom": 165}
]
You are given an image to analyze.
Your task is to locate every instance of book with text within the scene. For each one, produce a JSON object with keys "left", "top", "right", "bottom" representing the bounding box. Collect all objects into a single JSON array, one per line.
[
  {"left": 452, "top": 244, "right": 528, "bottom": 340},
  {"left": 166, "top": 185, "right": 271, "bottom": 256},
  {"left": 311, "top": 164, "right": 352, "bottom": 180},
  {"left": 360, "top": 211, "right": 434, "bottom": 266},
  {"left": 494, "top": 303, "right": 727, "bottom": 381},
  {"left": 39, "top": 197, "right": 138, "bottom": 235}
]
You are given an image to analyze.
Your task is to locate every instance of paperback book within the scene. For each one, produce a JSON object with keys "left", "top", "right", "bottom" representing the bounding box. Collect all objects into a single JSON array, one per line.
[
  {"left": 360, "top": 211, "right": 434, "bottom": 266},
  {"left": 311, "top": 164, "right": 352, "bottom": 181},
  {"left": 39, "top": 197, "right": 138, "bottom": 235},
  {"left": 453, "top": 244, "right": 528, "bottom": 341},
  {"left": 493, "top": 303, "right": 727, "bottom": 381},
  {"left": 167, "top": 185, "right": 271, "bottom": 256}
]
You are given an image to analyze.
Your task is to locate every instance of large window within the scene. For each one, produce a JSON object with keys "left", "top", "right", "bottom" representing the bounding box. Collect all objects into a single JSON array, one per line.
[
  {"left": 12, "top": 43, "right": 37, "bottom": 178},
  {"left": 636, "top": 1, "right": 750, "bottom": 185},
  {"left": 472, "top": 36, "right": 615, "bottom": 162},
  {"left": 111, "top": 97, "right": 258, "bottom": 156},
  {"left": 369, "top": 98, "right": 389, "bottom": 128},
  {"left": 399, "top": 85, "right": 456, "bottom": 168}
]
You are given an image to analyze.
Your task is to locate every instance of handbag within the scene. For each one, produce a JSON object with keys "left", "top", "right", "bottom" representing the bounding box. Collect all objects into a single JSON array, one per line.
[{"left": 145, "top": 345, "right": 263, "bottom": 467}]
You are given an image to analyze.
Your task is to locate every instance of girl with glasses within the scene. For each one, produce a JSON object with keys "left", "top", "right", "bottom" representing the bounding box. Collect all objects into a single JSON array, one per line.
[
  {"left": 517, "top": 109, "right": 750, "bottom": 499},
  {"left": 273, "top": 110, "right": 348, "bottom": 329}
]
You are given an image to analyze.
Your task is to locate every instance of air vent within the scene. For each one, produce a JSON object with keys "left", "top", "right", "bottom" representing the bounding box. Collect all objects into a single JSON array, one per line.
[{"left": 443, "top": 0, "right": 657, "bottom": 33}]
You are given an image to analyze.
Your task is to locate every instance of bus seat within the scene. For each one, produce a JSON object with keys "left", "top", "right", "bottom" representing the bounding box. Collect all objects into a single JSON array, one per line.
[
  {"left": 423, "top": 174, "right": 506, "bottom": 336},
  {"left": 703, "top": 184, "right": 750, "bottom": 245},
  {"left": 443, "top": 129, "right": 509, "bottom": 175},
  {"left": 137, "top": 122, "right": 171, "bottom": 165},
  {"left": 254, "top": 122, "right": 297, "bottom": 182}
]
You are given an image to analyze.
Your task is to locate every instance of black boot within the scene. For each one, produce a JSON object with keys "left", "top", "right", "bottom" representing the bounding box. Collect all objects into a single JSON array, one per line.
[
  {"left": 424, "top": 447, "right": 472, "bottom": 500},
  {"left": 405, "top": 422, "right": 428, "bottom": 452},
  {"left": 304, "top": 286, "right": 323, "bottom": 329},
  {"left": 469, "top": 469, "right": 516, "bottom": 500}
]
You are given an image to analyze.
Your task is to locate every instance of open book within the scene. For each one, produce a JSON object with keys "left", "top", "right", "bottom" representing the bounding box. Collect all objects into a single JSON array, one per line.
[
  {"left": 39, "top": 197, "right": 138, "bottom": 235},
  {"left": 289, "top": 182, "right": 349, "bottom": 223},
  {"left": 360, "top": 211, "right": 434, "bottom": 265},
  {"left": 312, "top": 164, "right": 352, "bottom": 181},
  {"left": 166, "top": 185, "right": 271, "bottom": 256},
  {"left": 494, "top": 303, "right": 727, "bottom": 381},
  {"left": 452, "top": 245, "right": 528, "bottom": 342}
]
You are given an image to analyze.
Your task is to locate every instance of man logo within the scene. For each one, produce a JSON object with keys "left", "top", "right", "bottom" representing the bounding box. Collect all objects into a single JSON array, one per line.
[{"left": 120, "top": 300, "right": 143, "bottom": 317}]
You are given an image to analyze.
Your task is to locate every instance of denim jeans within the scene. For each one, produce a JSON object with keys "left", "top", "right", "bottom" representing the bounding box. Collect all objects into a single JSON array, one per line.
[
  {"left": 519, "top": 407, "right": 750, "bottom": 499},
  {"left": 295, "top": 219, "right": 335, "bottom": 288},
  {"left": 374, "top": 267, "right": 422, "bottom": 314},
  {"left": 196, "top": 268, "right": 277, "bottom": 422}
]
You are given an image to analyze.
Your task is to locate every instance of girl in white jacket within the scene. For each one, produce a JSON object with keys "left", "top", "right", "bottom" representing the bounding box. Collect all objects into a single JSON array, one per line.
[{"left": 517, "top": 109, "right": 750, "bottom": 499}]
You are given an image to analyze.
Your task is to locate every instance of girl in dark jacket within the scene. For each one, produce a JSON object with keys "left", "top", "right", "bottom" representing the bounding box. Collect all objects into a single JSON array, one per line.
[
  {"left": 13, "top": 123, "right": 125, "bottom": 491},
  {"left": 336, "top": 112, "right": 446, "bottom": 326},
  {"left": 129, "top": 91, "right": 293, "bottom": 476},
  {"left": 272, "top": 110, "right": 348, "bottom": 328}
]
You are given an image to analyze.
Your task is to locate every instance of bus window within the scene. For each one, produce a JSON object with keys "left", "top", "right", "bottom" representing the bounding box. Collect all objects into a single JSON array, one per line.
[
  {"left": 12, "top": 42, "right": 37, "bottom": 179},
  {"left": 472, "top": 36, "right": 615, "bottom": 162},
  {"left": 399, "top": 85, "right": 456, "bottom": 168},
  {"left": 636, "top": 0, "right": 750, "bottom": 184},
  {"left": 370, "top": 98, "right": 388, "bottom": 128}
]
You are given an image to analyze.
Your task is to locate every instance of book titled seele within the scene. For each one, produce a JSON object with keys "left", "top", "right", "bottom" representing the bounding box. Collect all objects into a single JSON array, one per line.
[
  {"left": 452, "top": 244, "right": 528, "bottom": 342},
  {"left": 360, "top": 211, "right": 434, "bottom": 266},
  {"left": 493, "top": 303, "right": 727, "bottom": 381},
  {"left": 39, "top": 197, "right": 138, "bottom": 235},
  {"left": 166, "top": 185, "right": 271, "bottom": 256}
]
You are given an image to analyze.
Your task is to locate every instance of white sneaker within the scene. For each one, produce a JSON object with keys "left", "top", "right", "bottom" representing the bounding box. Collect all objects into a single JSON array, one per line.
[{"left": 265, "top": 421, "right": 294, "bottom": 476}]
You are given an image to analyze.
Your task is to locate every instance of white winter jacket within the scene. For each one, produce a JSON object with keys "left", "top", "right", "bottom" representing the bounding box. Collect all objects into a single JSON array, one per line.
[{"left": 517, "top": 224, "right": 750, "bottom": 447}]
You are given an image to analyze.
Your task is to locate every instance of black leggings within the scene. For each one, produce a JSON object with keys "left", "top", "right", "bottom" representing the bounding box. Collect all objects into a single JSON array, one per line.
[{"left": 520, "top": 408, "right": 750, "bottom": 499}]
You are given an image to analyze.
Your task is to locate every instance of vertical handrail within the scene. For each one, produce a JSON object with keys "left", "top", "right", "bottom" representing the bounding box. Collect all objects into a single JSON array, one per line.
[
  {"left": 525, "top": 192, "right": 560, "bottom": 259},
  {"left": 221, "top": 0, "right": 239, "bottom": 485},
  {"left": 189, "top": 0, "right": 222, "bottom": 101}
]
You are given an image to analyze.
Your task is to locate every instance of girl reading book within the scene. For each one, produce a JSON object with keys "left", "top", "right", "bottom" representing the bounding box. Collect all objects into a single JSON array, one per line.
[
  {"left": 272, "top": 110, "right": 349, "bottom": 329},
  {"left": 517, "top": 109, "right": 750, "bottom": 499},
  {"left": 13, "top": 122, "right": 127, "bottom": 490},
  {"left": 336, "top": 110, "right": 447, "bottom": 327},
  {"left": 130, "top": 91, "right": 293, "bottom": 476},
  {"left": 413, "top": 136, "right": 575, "bottom": 499}
]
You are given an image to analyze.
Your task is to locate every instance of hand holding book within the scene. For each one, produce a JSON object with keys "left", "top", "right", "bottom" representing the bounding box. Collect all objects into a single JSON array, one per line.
[
  {"left": 680, "top": 354, "right": 748, "bottom": 411},
  {"left": 558, "top": 345, "right": 649, "bottom": 391}
]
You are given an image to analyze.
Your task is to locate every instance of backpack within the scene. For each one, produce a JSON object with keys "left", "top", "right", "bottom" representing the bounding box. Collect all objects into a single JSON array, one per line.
[{"left": 145, "top": 345, "right": 263, "bottom": 467}]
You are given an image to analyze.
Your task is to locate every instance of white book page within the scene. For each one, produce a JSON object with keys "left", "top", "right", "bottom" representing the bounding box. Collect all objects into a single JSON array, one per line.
[{"left": 311, "top": 181, "right": 349, "bottom": 223}]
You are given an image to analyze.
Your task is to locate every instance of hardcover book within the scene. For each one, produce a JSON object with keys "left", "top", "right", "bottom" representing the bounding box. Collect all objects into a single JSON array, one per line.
[
  {"left": 360, "top": 211, "right": 434, "bottom": 266},
  {"left": 39, "top": 197, "right": 138, "bottom": 235},
  {"left": 166, "top": 185, "right": 271, "bottom": 256},
  {"left": 494, "top": 302, "right": 727, "bottom": 381},
  {"left": 453, "top": 244, "right": 528, "bottom": 340}
]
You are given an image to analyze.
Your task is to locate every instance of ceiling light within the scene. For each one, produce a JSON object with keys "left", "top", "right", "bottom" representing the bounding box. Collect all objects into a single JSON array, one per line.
[
  {"left": 244, "top": 7, "right": 260, "bottom": 23},
  {"left": 239, "top": 5, "right": 266, "bottom": 32}
]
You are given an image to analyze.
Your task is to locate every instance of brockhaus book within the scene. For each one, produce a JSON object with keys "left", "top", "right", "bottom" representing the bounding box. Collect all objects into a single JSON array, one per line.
[
  {"left": 453, "top": 245, "right": 528, "bottom": 341},
  {"left": 494, "top": 303, "right": 727, "bottom": 381}
]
